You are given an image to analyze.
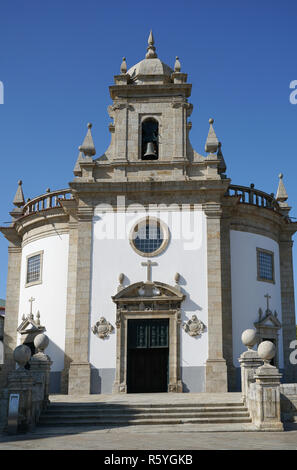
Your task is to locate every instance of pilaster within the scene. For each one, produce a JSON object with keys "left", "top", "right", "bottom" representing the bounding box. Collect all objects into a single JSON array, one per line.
[
  {"left": 0, "top": 241, "right": 22, "bottom": 389},
  {"left": 61, "top": 202, "right": 94, "bottom": 394},
  {"left": 204, "top": 203, "right": 228, "bottom": 392},
  {"left": 221, "top": 211, "right": 236, "bottom": 390},
  {"left": 279, "top": 234, "right": 297, "bottom": 382}
]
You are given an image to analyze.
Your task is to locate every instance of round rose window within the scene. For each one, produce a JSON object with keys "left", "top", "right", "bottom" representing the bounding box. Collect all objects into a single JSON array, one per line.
[{"left": 130, "top": 218, "right": 169, "bottom": 257}]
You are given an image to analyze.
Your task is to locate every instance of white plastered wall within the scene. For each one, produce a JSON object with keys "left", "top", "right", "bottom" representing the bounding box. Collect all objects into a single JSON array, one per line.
[
  {"left": 89, "top": 208, "right": 208, "bottom": 371},
  {"left": 18, "top": 234, "right": 69, "bottom": 372},
  {"left": 230, "top": 230, "right": 283, "bottom": 368}
]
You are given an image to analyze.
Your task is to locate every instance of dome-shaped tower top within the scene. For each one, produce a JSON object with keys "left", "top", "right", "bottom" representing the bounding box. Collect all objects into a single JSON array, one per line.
[{"left": 127, "top": 31, "right": 174, "bottom": 84}]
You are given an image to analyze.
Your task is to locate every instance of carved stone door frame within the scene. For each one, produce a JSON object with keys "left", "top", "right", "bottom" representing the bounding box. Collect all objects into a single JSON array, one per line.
[{"left": 111, "top": 281, "right": 185, "bottom": 393}]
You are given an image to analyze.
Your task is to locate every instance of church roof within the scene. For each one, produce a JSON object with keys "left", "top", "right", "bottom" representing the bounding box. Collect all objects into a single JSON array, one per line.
[
  {"left": 128, "top": 58, "right": 173, "bottom": 82},
  {"left": 126, "top": 31, "right": 174, "bottom": 84}
]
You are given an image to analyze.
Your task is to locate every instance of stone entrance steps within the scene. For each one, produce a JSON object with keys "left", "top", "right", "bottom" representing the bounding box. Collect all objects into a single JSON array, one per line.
[{"left": 39, "top": 400, "right": 252, "bottom": 426}]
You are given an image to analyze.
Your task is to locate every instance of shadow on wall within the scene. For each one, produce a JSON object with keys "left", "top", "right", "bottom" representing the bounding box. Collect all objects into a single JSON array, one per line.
[{"left": 39, "top": 338, "right": 65, "bottom": 394}]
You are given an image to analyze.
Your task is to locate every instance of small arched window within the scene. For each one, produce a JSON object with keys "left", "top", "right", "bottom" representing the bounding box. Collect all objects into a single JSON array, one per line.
[{"left": 141, "top": 118, "right": 159, "bottom": 160}]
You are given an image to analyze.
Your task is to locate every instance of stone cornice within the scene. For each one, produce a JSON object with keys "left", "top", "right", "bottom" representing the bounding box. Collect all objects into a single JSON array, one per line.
[
  {"left": 69, "top": 178, "right": 230, "bottom": 196},
  {"left": 109, "top": 83, "right": 192, "bottom": 99},
  {"left": 0, "top": 226, "right": 22, "bottom": 246}
]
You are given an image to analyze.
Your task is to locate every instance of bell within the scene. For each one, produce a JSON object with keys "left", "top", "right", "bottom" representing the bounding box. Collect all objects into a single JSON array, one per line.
[{"left": 143, "top": 141, "right": 157, "bottom": 159}]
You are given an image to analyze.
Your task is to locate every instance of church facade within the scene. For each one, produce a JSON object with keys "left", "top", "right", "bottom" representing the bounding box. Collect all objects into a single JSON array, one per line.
[{"left": 1, "top": 32, "right": 296, "bottom": 395}]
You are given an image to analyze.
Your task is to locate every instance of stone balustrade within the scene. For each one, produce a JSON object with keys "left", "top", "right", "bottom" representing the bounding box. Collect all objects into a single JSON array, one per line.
[
  {"left": 226, "top": 184, "right": 279, "bottom": 211},
  {"left": 23, "top": 189, "right": 73, "bottom": 216}
]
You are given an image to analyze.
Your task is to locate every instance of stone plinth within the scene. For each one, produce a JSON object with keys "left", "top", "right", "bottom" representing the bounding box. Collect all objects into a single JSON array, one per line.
[
  {"left": 249, "top": 364, "right": 283, "bottom": 431},
  {"left": 30, "top": 352, "right": 52, "bottom": 407},
  {"left": 239, "top": 349, "right": 263, "bottom": 402},
  {"left": 7, "top": 368, "right": 35, "bottom": 432},
  {"left": 68, "top": 362, "right": 91, "bottom": 395}
]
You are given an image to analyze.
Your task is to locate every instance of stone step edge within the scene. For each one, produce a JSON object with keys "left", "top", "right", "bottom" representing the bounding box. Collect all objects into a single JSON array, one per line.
[
  {"left": 41, "top": 411, "right": 250, "bottom": 419},
  {"left": 38, "top": 417, "right": 252, "bottom": 425},
  {"left": 43, "top": 406, "right": 248, "bottom": 413}
]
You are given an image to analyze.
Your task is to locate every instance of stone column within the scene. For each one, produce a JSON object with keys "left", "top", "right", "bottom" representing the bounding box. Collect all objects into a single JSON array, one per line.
[
  {"left": 61, "top": 202, "right": 93, "bottom": 395},
  {"left": 0, "top": 242, "right": 22, "bottom": 389},
  {"left": 204, "top": 204, "right": 228, "bottom": 392},
  {"left": 279, "top": 235, "right": 297, "bottom": 382}
]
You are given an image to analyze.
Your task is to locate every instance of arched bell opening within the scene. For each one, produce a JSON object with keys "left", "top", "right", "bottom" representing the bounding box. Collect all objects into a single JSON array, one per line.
[{"left": 141, "top": 118, "right": 159, "bottom": 160}]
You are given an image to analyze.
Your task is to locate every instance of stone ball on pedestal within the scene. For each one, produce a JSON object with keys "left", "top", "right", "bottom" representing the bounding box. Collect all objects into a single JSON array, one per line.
[
  {"left": 241, "top": 329, "right": 258, "bottom": 349},
  {"left": 258, "top": 340, "right": 276, "bottom": 363},
  {"left": 34, "top": 333, "right": 49, "bottom": 352},
  {"left": 13, "top": 344, "right": 31, "bottom": 367}
]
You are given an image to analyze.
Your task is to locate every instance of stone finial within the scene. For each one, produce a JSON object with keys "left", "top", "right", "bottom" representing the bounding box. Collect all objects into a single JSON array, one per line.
[
  {"left": 120, "top": 57, "right": 127, "bottom": 74},
  {"left": 79, "top": 123, "right": 96, "bottom": 157},
  {"left": 205, "top": 118, "right": 219, "bottom": 154},
  {"left": 276, "top": 173, "right": 288, "bottom": 203},
  {"left": 241, "top": 329, "right": 258, "bottom": 350},
  {"left": 145, "top": 30, "right": 157, "bottom": 59},
  {"left": 217, "top": 142, "right": 227, "bottom": 174},
  {"left": 34, "top": 333, "right": 49, "bottom": 353},
  {"left": 13, "top": 344, "right": 31, "bottom": 368},
  {"left": 257, "top": 340, "right": 276, "bottom": 365},
  {"left": 13, "top": 180, "right": 25, "bottom": 208},
  {"left": 117, "top": 273, "right": 125, "bottom": 292},
  {"left": 174, "top": 56, "right": 181, "bottom": 73}
]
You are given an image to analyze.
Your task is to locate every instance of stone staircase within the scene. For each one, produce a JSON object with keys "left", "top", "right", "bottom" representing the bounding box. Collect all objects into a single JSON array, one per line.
[{"left": 38, "top": 394, "right": 252, "bottom": 427}]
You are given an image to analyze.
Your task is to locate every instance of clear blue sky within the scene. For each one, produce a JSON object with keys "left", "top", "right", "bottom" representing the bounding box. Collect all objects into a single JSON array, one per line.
[{"left": 0, "top": 0, "right": 296, "bottom": 310}]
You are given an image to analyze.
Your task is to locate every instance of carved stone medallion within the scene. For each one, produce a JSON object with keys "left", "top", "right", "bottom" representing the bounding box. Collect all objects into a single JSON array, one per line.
[
  {"left": 183, "top": 315, "right": 206, "bottom": 337},
  {"left": 91, "top": 317, "right": 114, "bottom": 339}
]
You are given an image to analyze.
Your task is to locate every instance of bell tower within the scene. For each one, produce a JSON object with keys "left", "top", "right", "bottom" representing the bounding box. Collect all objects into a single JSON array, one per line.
[{"left": 73, "top": 31, "right": 225, "bottom": 183}]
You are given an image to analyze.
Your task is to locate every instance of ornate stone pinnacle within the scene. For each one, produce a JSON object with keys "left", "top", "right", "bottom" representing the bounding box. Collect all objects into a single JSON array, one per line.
[
  {"left": 145, "top": 30, "right": 157, "bottom": 59},
  {"left": 205, "top": 118, "right": 219, "bottom": 153},
  {"left": 120, "top": 57, "right": 127, "bottom": 74},
  {"left": 276, "top": 172, "right": 288, "bottom": 202},
  {"left": 174, "top": 56, "right": 181, "bottom": 73},
  {"left": 13, "top": 179, "right": 25, "bottom": 208},
  {"left": 79, "top": 122, "right": 96, "bottom": 157}
]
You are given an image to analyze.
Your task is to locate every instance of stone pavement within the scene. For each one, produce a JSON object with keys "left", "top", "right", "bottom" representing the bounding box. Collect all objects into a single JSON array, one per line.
[
  {"left": 1, "top": 423, "right": 297, "bottom": 450},
  {"left": 1, "top": 393, "right": 297, "bottom": 450}
]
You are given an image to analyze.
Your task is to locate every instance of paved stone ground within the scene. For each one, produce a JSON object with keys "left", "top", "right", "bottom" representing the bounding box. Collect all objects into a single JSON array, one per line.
[
  {"left": 1, "top": 423, "right": 297, "bottom": 450},
  {"left": 1, "top": 393, "right": 296, "bottom": 450}
]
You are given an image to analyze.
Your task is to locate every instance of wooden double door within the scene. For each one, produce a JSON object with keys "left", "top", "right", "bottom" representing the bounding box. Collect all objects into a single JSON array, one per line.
[{"left": 127, "top": 319, "right": 169, "bottom": 393}]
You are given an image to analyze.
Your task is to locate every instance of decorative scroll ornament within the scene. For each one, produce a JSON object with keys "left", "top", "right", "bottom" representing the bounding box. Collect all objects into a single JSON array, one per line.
[
  {"left": 91, "top": 317, "right": 114, "bottom": 339},
  {"left": 183, "top": 315, "right": 206, "bottom": 337}
]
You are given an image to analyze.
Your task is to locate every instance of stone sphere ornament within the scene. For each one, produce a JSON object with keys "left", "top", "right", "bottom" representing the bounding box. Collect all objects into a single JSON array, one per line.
[
  {"left": 258, "top": 340, "right": 276, "bottom": 364},
  {"left": 34, "top": 333, "right": 49, "bottom": 352},
  {"left": 241, "top": 329, "right": 258, "bottom": 349},
  {"left": 13, "top": 344, "right": 31, "bottom": 368}
]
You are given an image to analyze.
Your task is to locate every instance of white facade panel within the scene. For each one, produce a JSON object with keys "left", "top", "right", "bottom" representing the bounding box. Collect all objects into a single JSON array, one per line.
[
  {"left": 90, "top": 209, "right": 208, "bottom": 372},
  {"left": 230, "top": 230, "right": 283, "bottom": 368},
  {"left": 18, "top": 234, "right": 69, "bottom": 371}
]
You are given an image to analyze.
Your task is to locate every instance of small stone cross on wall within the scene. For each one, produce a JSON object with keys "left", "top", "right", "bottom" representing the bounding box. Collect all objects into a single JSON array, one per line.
[
  {"left": 264, "top": 293, "right": 271, "bottom": 313},
  {"left": 141, "top": 259, "right": 158, "bottom": 283}
]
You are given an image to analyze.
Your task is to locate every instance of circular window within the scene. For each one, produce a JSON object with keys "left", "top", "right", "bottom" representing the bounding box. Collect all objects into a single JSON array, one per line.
[{"left": 130, "top": 217, "right": 169, "bottom": 257}]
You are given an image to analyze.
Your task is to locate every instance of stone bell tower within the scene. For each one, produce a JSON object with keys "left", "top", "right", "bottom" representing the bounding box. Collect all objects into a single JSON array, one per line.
[{"left": 74, "top": 30, "right": 225, "bottom": 183}]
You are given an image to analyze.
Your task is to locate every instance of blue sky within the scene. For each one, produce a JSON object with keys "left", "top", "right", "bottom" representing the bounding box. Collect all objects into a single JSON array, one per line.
[{"left": 0, "top": 0, "right": 296, "bottom": 308}]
